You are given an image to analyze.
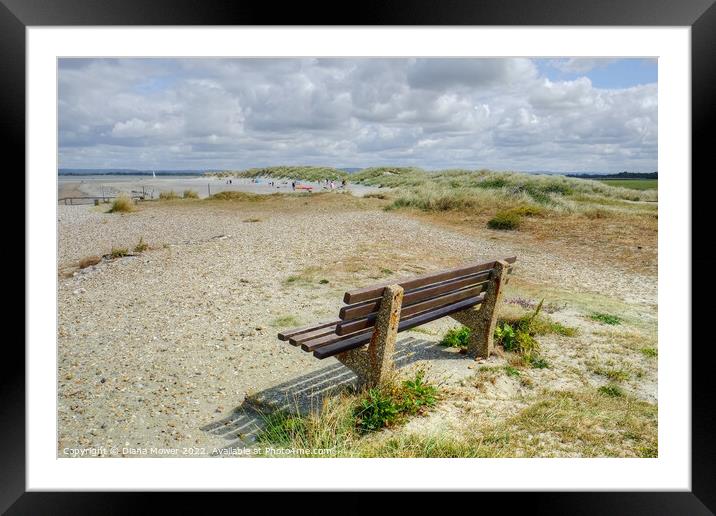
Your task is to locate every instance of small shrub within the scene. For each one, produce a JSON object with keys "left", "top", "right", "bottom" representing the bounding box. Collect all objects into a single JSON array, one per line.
[
  {"left": 109, "top": 247, "right": 129, "bottom": 259},
  {"left": 318, "top": 279, "right": 329, "bottom": 284},
  {"left": 509, "top": 205, "right": 545, "bottom": 217},
  {"left": 108, "top": 195, "right": 135, "bottom": 213},
  {"left": 505, "top": 366, "right": 521, "bottom": 377},
  {"left": 363, "top": 193, "right": 388, "bottom": 200},
  {"left": 528, "top": 356, "right": 549, "bottom": 369},
  {"left": 159, "top": 190, "right": 179, "bottom": 200},
  {"left": 439, "top": 326, "right": 471, "bottom": 348},
  {"left": 354, "top": 371, "right": 438, "bottom": 433},
  {"left": 487, "top": 210, "right": 521, "bottom": 230},
  {"left": 400, "top": 370, "right": 438, "bottom": 415},
  {"left": 354, "top": 388, "right": 401, "bottom": 432},
  {"left": 477, "top": 177, "right": 509, "bottom": 189},
  {"left": 495, "top": 323, "right": 517, "bottom": 350},
  {"left": 134, "top": 237, "right": 149, "bottom": 253},
  {"left": 183, "top": 189, "right": 199, "bottom": 199},
  {"left": 598, "top": 384, "right": 625, "bottom": 397},
  {"left": 243, "top": 218, "right": 261, "bottom": 223},
  {"left": 547, "top": 321, "right": 579, "bottom": 337},
  {"left": 640, "top": 347, "right": 658, "bottom": 358},
  {"left": 78, "top": 255, "right": 101, "bottom": 269},
  {"left": 590, "top": 312, "right": 622, "bottom": 325}
]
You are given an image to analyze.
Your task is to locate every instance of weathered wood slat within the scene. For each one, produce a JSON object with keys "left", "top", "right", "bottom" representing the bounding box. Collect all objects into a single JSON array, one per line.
[
  {"left": 277, "top": 319, "right": 340, "bottom": 341},
  {"left": 339, "top": 271, "right": 491, "bottom": 321},
  {"left": 288, "top": 325, "right": 339, "bottom": 346},
  {"left": 342, "top": 256, "right": 516, "bottom": 304},
  {"left": 313, "top": 295, "right": 485, "bottom": 359},
  {"left": 301, "top": 326, "right": 373, "bottom": 352},
  {"left": 336, "top": 287, "right": 486, "bottom": 335}
]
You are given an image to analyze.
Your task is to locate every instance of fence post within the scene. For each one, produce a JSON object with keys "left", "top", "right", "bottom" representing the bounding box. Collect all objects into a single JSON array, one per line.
[{"left": 208, "top": 183, "right": 211, "bottom": 196}]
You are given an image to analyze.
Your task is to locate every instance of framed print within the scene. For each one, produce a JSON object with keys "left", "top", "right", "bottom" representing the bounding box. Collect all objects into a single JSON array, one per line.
[{"left": 9, "top": 0, "right": 714, "bottom": 512}]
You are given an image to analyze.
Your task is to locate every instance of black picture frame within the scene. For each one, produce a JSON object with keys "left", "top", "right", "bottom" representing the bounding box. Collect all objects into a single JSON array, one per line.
[{"left": 8, "top": 0, "right": 713, "bottom": 512}]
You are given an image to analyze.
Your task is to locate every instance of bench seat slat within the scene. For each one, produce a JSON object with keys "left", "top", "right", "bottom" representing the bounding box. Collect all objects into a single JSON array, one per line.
[
  {"left": 343, "top": 256, "right": 516, "bottom": 304},
  {"left": 336, "top": 287, "right": 486, "bottom": 335},
  {"left": 287, "top": 325, "right": 339, "bottom": 346},
  {"left": 277, "top": 319, "right": 340, "bottom": 341},
  {"left": 339, "top": 271, "right": 491, "bottom": 321},
  {"left": 313, "top": 295, "right": 485, "bottom": 359}
]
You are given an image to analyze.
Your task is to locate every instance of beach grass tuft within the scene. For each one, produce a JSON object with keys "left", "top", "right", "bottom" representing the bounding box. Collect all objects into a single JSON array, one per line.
[{"left": 107, "top": 195, "right": 136, "bottom": 213}]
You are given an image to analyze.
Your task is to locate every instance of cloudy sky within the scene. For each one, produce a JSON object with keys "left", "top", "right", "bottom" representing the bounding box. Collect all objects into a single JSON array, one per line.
[{"left": 58, "top": 58, "right": 657, "bottom": 172}]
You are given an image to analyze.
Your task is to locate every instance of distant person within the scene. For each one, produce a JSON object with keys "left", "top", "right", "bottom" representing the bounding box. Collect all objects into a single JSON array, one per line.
[
  {"left": 292, "top": 181, "right": 296, "bottom": 191},
  {"left": 341, "top": 178, "right": 346, "bottom": 188}
]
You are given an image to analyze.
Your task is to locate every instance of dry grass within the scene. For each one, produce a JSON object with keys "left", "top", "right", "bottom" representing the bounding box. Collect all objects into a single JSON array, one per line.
[
  {"left": 107, "top": 195, "right": 136, "bottom": 213},
  {"left": 159, "top": 190, "right": 180, "bottom": 201},
  {"left": 182, "top": 189, "right": 199, "bottom": 199},
  {"left": 360, "top": 388, "right": 657, "bottom": 458}
]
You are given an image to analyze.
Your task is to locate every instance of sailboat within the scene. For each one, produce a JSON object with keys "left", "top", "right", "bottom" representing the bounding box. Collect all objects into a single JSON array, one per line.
[{"left": 152, "top": 170, "right": 156, "bottom": 178}]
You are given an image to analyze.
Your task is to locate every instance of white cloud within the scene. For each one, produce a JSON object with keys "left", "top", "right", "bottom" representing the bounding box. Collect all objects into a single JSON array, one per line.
[{"left": 58, "top": 58, "right": 657, "bottom": 172}]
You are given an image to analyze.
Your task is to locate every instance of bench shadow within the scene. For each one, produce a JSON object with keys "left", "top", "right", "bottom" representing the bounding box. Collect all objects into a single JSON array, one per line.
[{"left": 200, "top": 336, "right": 462, "bottom": 453}]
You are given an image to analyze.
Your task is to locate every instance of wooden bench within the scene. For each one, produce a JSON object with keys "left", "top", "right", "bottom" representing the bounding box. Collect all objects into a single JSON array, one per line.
[{"left": 278, "top": 257, "right": 516, "bottom": 388}]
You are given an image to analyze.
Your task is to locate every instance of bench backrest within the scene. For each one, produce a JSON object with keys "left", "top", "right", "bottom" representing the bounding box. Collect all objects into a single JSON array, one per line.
[
  {"left": 278, "top": 257, "right": 515, "bottom": 359},
  {"left": 336, "top": 257, "right": 514, "bottom": 335}
]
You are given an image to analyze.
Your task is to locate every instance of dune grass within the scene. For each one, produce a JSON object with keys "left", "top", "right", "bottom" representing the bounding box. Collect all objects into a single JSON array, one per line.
[
  {"left": 107, "top": 195, "right": 136, "bottom": 213},
  {"left": 183, "top": 189, "right": 199, "bottom": 199}
]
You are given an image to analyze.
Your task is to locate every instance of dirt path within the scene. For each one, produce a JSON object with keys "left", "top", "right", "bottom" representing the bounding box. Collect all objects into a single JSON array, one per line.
[{"left": 57, "top": 198, "right": 657, "bottom": 456}]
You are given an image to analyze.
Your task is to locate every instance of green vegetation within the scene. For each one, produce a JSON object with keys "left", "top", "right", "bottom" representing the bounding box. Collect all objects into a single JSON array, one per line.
[
  {"left": 235, "top": 166, "right": 347, "bottom": 182},
  {"left": 182, "top": 189, "right": 199, "bottom": 199},
  {"left": 209, "top": 168, "right": 657, "bottom": 215},
  {"left": 488, "top": 210, "right": 521, "bottom": 230},
  {"left": 640, "top": 347, "right": 658, "bottom": 358},
  {"left": 504, "top": 366, "right": 521, "bottom": 378},
  {"left": 270, "top": 315, "right": 300, "bottom": 328},
  {"left": 283, "top": 266, "right": 322, "bottom": 287},
  {"left": 598, "top": 384, "right": 625, "bottom": 398},
  {"left": 496, "top": 300, "right": 539, "bottom": 362},
  {"left": 109, "top": 247, "right": 129, "bottom": 259},
  {"left": 439, "top": 326, "right": 471, "bottom": 348},
  {"left": 256, "top": 370, "right": 438, "bottom": 453},
  {"left": 590, "top": 312, "right": 623, "bottom": 325},
  {"left": 243, "top": 217, "right": 261, "bottom": 223},
  {"left": 439, "top": 300, "right": 575, "bottom": 368},
  {"left": 596, "top": 179, "right": 658, "bottom": 190},
  {"left": 159, "top": 190, "right": 180, "bottom": 200},
  {"left": 270, "top": 387, "right": 656, "bottom": 458},
  {"left": 133, "top": 237, "right": 149, "bottom": 253},
  {"left": 592, "top": 365, "right": 630, "bottom": 382},
  {"left": 107, "top": 195, "right": 135, "bottom": 213}
]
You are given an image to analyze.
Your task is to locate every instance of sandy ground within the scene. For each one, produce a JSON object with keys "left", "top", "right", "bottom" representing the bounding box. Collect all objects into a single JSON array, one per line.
[
  {"left": 57, "top": 196, "right": 657, "bottom": 457},
  {"left": 58, "top": 175, "right": 380, "bottom": 202}
]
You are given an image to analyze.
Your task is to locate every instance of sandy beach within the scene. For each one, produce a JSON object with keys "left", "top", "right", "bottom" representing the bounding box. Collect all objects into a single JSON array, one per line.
[
  {"left": 57, "top": 193, "right": 657, "bottom": 457},
  {"left": 58, "top": 175, "right": 381, "bottom": 203}
]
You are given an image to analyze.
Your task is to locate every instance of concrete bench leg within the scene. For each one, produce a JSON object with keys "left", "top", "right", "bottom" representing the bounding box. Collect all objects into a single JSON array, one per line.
[
  {"left": 449, "top": 260, "right": 509, "bottom": 359},
  {"left": 336, "top": 284, "right": 404, "bottom": 390}
]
